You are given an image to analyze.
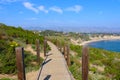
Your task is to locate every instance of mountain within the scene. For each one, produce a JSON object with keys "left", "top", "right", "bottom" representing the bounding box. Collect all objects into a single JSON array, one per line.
[{"left": 22, "top": 26, "right": 120, "bottom": 33}]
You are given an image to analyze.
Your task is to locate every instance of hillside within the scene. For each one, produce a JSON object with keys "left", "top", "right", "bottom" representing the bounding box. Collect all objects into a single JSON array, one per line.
[
  {"left": 0, "top": 23, "right": 47, "bottom": 79},
  {"left": 70, "top": 44, "right": 120, "bottom": 80},
  {"left": 0, "top": 23, "right": 44, "bottom": 44},
  {"left": 40, "top": 30, "right": 120, "bottom": 80},
  {"left": 1, "top": 27, "right": 120, "bottom": 80}
]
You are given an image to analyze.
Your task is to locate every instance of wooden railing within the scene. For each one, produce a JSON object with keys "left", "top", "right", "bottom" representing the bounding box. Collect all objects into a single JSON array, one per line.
[
  {"left": 56, "top": 40, "right": 89, "bottom": 80},
  {"left": 15, "top": 38, "right": 89, "bottom": 80},
  {"left": 15, "top": 47, "right": 26, "bottom": 80},
  {"left": 82, "top": 46, "right": 89, "bottom": 80},
  {"left": 15, "top": 38, "right": 47, "bottom": 80}
]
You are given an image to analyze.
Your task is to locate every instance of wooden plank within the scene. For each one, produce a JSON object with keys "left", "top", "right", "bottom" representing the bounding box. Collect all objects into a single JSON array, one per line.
[
  {"left": 63, "top": 45, "right": 66, "bottom": 59},
  {"left": 56, "top": 39, "right": 59, "bottom": 48},
  {"left": 82, "top": 46, "right": 89, "bottom": 80},
  {"left": 15, "top": 47, "right": 26, "bottom": 80},
  {"left": 59, "top": 44, "right": 62, "bottom": 52}
]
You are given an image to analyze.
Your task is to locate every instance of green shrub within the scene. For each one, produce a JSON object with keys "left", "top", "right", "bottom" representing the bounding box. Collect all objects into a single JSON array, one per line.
[
  {"left": 0, "top": 78, "right": 13, "bottom": 80},
  {"left": 69, "top": 44, "right": 120, "bottom": 79},
  {"left": 0, "top": 24, "right": 46, "bottom": 74}
]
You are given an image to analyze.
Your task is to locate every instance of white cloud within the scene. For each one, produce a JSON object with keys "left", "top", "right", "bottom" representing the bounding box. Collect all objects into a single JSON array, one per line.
[
  {"left": 23, "top": 2, "right": 39, "bottom": 13},
  {"left": 66, "top": 5, "right": 82, "bottom": 13},
  {"left": 49, "top": 6, "right": 63, "bottom": 14},
  {"left": 38, "top": 5, "right": 48, "bottom": 13},
  {"left": 23, "top": 2, "right": 82, "bottom": 14},
  {"left": 23, "top": 2, "right": 48, "bottom": 14}
]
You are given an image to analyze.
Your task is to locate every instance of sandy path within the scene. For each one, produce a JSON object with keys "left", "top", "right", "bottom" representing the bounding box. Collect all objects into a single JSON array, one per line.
[
  {"left": 25, "top": 44, "right": 45, "bottom": 59},
  {"left": 0, "top": 74, "right": 17, "bottom": 79},
  {"left": 70, "top": 50, "right": 77, "bottom": 56},
  {"left": 0, "top": 70, "right": 39, "bottom": 80},
  {"left": 25, "top": 44, "right": 45, "bottom": 80},
  {"left": 38, "top": 41, "right": 74, "bottom": 80}
]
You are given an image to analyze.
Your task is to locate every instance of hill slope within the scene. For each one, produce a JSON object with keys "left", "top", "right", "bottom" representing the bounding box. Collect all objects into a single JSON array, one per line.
[{"left": 0, "top": 23, "right": 44, "bottom": 75}]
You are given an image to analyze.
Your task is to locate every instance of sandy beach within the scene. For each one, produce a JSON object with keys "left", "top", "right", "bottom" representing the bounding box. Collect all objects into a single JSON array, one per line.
[
  {"left": 71, "top": 36, "right": 120, "bottom": 46},
  {"left": 80, "top": 36, "right": 120, "bottom": 46}
]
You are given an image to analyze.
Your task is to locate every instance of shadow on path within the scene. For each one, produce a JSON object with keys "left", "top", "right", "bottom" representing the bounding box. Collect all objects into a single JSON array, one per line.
[
  {"left": 44, "top": 75, "right": 51, "bottom": 80},
  {"left": 42, "top": 59, "right": 52, "bottom": 66},
  {"left": 36, "top": 55, "right": 52, "bottom": 80}
]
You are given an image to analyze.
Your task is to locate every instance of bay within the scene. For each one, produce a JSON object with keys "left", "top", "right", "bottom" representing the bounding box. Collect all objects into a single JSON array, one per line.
[{"left": 88, "top": 40, "right": 120, "bottom": 52}]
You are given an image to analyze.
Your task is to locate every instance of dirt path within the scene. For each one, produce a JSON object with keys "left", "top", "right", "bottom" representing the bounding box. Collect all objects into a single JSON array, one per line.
[
  {"left": 0, "top": 43, "right": 74, "bottom": 80},
  {"left": 70, "top": 50, "right": 77, "bottom": 56},
  {"left": 0, "top": 71, "right": 39, "bottom": 80},
  {"left": 0, "top": 74, "right": 17, "bottom": 79},
  {"left": 25, "top": 44, "right": 45, "bottom": 59},
  {"left": 38, "top": 41, "right": 74, "bottom": 80},
  {"left": 25, "top": 44, "right": 45, "bottom": 80}
]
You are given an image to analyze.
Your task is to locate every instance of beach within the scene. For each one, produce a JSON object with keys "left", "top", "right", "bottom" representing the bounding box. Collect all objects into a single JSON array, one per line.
[{"left": 71, "top": 36, "right": 120, "bottom": 46}]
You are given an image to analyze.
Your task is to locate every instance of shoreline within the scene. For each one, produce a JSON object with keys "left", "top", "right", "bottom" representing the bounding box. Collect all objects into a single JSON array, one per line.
[{"left": 80, "top": 37, "right": 120, "bottom": 46}]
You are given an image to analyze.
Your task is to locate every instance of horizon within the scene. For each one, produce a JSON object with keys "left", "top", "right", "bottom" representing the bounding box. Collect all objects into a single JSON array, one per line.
[{"left": 0, "top": 0, "right": 120, "bottom": 32}]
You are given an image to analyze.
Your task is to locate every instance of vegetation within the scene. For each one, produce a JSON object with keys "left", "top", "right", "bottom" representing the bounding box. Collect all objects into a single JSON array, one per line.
[
  {"left": 40, "top": 30, "right": 63, "bottom": 36},
  {"left": 47, "top": 36, "right": 69, "bottom": 46},
  {"left": 42, "top": 30, "right": 120, "bottom": 80},
  {"left": 42, "top": 30, "right": 91, "bottom": 46},
  {"left": 0, "top": 23, "right": 44, "bottom": 45},
  {"left": 68, "top": 32, "right": 90, "bottom": 41},
  {"left": 24, "top": 51, "right": 43, "bottom": 73},
  {"left": 70, "top": 44, "right": 120, "bottom": 80},
  {"left": 0, "top": 78, "right": 14, "bottom": 80},
  {"left": 0, "top": 23, "right": 46, "bottom": 75},
  {"left": 1, "top": 25, "right": 120, "bottom": 80}
]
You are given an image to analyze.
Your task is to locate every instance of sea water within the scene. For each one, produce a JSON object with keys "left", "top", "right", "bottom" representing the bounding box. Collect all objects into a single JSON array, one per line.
[{"left": 88, "top": 40, "right": 120, "bottom": 52}]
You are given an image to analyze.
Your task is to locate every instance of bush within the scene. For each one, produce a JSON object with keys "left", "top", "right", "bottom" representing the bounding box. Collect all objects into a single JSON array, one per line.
[
  {"left": 0, "top": 24, "right": 45, "bottom": 74},
  {"left": 0, "top": 42, "right": 16, "bottom": 74},
  {"left": 69, "top": 44, "right": 120, "bottom": 79},
  {"left": 0, "top": 78, "right": 13, "bottom": 80}
]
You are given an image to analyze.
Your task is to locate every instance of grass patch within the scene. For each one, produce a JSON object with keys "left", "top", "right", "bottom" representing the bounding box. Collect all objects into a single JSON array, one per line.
[
  {"left": 0, "top": 78, "right": 14, "bottom": 80},
  {"left": 69, "top": 44, "right": 120, "bottom": 80},
  {"left": 24, "top": 51, "right": 43, "bottom": 73}
]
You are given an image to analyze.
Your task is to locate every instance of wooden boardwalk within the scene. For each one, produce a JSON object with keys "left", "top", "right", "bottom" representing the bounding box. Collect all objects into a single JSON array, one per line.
[{"left": 38, "top": 41, "right": 73, "bottom": 80}]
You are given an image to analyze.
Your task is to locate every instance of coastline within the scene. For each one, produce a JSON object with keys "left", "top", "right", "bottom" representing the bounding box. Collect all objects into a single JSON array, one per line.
[{"left": 80, "top": 36, "right": 120, "bottom": 46}]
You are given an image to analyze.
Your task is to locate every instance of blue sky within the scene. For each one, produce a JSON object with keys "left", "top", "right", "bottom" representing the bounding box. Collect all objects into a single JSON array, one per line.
[{"left": 0, "top": 0, "right": 120, "bottom": 32}]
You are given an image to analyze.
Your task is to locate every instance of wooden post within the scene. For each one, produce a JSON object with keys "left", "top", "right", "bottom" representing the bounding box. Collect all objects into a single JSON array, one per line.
[
  {"left": 59, "top": 44, "right": 62, "bottom": 52},
  {"left": 26, "top": 39, "right": 28, "bottom": 44},
  {"left": 63, "top": 45, "right": 66, "bottom": 59},
  {"left": 15, "top": 47, "right": 26, "bottom": 80},
  {"left": 67, "top": 45, "right": 70, "bottom": 66},
  {"left": 44, "top": 39, "right": 47, "bottom": 56},
  {"left": 56, "top": 39, "right": 58, "bottom": 47},
  {"left": 36, "top": 39, "right": 40, "bottom": 64},
  {"left": 82, "top": 46, "right": 89, "bottom": 80},
  {"left": 56, "top": 39, "right": 59, "bottom": 48}
]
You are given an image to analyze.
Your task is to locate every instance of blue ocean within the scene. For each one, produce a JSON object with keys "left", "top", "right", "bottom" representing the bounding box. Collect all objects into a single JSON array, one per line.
[{"left": 88, "top": 40, "right": 120, "bottom": 52}]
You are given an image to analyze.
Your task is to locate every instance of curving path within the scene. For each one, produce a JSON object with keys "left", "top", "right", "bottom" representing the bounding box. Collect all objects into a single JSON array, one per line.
[{"left": 38, "top": 41, "right": 74, "bottom": 80}]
